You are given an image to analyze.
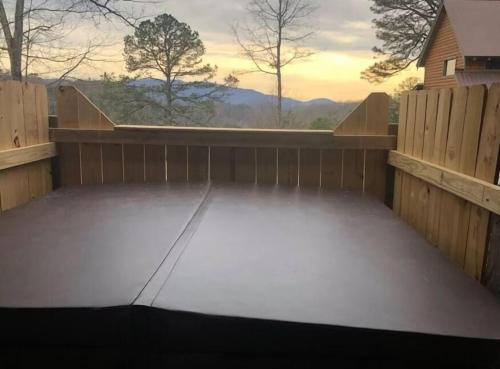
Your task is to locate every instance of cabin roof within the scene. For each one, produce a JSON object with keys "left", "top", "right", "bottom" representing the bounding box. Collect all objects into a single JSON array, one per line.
[{"left": 418, "top": 0, "right": 500, "bottom": 67}]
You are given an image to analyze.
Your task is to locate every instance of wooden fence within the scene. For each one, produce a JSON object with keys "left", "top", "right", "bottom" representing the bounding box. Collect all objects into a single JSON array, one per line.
[
  {"left": 1, "top": 81, "right": 499, "bottom": 285},
  {"left": 50, "top": 87, "right": 396, "bottom": 202},
  {"left": 389, "top": 84, "right": 500, "bottom": 281},
  {"left": 0, "top": 81, "right": 55, "bottom": 213}
]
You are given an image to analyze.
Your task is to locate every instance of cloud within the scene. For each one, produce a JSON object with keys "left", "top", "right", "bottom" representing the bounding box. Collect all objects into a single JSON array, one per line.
[{"left": 20, "top": 0, "right": 422, "bottom": 100}]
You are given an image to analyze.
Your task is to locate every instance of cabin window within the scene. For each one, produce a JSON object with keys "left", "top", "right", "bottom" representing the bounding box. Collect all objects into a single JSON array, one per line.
[{"left": 444, "top": 59, "right": 456, "bottom": 77}]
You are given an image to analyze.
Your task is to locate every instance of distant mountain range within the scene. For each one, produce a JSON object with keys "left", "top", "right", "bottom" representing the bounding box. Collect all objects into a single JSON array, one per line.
[{"left": 131, "top": 78, "right": 336, "bottom": 108}]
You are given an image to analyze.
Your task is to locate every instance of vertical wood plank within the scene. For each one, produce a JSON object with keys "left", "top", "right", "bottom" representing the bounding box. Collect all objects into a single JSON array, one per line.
[
  {"left": 102, "top": 144, "right": 124, "bottom": 184},
  {"left": 0, "top": 81, "right": 30, "bottom": 210},
  {"left": 58, "top": 143, "right": 81, "bottom": 187},
  {"left": 0, "top": 167, "right": 30, "bottom": 211},
  {"left": 422, "top": 90, "right": 440, "bottom": 162},
  {"left": 365, "top": 150, "right": 387, "bottom": 201},
  {"left": 409, "top": 92, "right": 428, "bottom": 231},
  {"left": 277, "top": 148, "right": 298, "bottom": 186},
  {"left": 321, "top": 149, "right": 342, "bottom": 190},
  {"left": 234, "top": 147, "right": 255, "bottom": 183},
  {"left": 188, "top": 146, "right": 209, "bottom": 183},
  {"left": 451, "top": 85, "right": 486, "bottom": 266},
  {"left": 145, "top": 144, "right": 166, "bottom": 183},
  {"left": 299, "top": 149, "right": 321, "bottom": 188},
  {"left": 426, "top": 88, "right": 453, "bottom": 245},
  {"left": 167, "top": 145, "right": 188, "bottom": 182},
  {"left": 35, "top": 85, "right": 51, "bottom": 197},
  {"left": 417, "top": 90, "right": 439, "bottom": 242},
  {"left": 397, "top": 93, "right": 409, "bottom": 152},
  {"left": 342, "top": 149, "right": 364, "bottom": 191},
  {"left": 256, "top": 148, "right": 277, "bottom": 185},
  {"left": 80, "top": 143, "right": 103, "bottom": 185},
  {"left": 35, "top": 85, "right": 49, "bottom": 143},
  {"left": 400, "top": 92, "right": 418, "bottom": 221},
  {"left": 23, "top": 83, "right": 43, "bottom": 199},
  {"left": 366, "top": 93, "right": 389, "bottom": 135},
  {"left": 210, "top": 147, "right": 234, "bottom": 182},
  {"left": 393, "top": 92, "right": 409, "bottom": 215},
  {"left": 466, "top": 83, "right": 500, "bottom": 279},
  {"left": 123, "top": 144, "right": 145, "bottom": 183},
  {"left": 56, "top": 86, "right": 79, "bottom": 128},
  {"left": 438, "top": 87, "right": 469, "bottom": 257},
  {"left": 77, "top": 94, "right": 100, "bottom": 130}
]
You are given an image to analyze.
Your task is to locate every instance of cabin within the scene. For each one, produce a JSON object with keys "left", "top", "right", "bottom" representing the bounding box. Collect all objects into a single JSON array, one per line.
[{"left": 418, "top": 0, "right": 500, "bottom": 89}]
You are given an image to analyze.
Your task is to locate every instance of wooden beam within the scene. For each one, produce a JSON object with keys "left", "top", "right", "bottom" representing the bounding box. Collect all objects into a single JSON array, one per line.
[
  {"left": 388, "top": 150, "right": 500, "bottom": 215},
  {"left": 49, "top": 128, "right": 397, "bottom": 150},
  {"left": 0, "top": 143, "right": 56, "bottom": 171}
]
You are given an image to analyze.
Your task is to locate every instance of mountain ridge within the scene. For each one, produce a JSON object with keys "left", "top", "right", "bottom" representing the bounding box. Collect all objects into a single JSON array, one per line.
[{"left": 132, "top": 78, "right": 337, "bottom": 108}]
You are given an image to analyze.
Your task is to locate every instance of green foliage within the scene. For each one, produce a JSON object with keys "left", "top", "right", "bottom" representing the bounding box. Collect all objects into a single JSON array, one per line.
[
  {"left": 123, "top": 13, "right": 237, "bottom": 124},
  {"left": 310, "top": 117, "right": 334, "bottom": 130},
  {"left": 362, "top": 0, "right": 440, "bottom": 83}
]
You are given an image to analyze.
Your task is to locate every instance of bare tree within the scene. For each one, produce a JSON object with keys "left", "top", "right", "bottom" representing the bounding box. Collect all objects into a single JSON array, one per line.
[
  {"left": 234, "top": 0, "right": 316, "bottom": 127},
  {"left": 0, "top": 0, "right": 147, "bottom": 81}
]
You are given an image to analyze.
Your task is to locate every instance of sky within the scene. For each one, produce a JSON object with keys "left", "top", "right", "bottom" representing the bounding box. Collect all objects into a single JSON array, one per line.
[{"left": 70, "top": 0, "right": 423, "bottom": 101}]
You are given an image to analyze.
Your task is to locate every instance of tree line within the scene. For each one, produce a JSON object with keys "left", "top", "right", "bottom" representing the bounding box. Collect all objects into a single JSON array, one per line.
[{"left": 0, "top": 0, "right": 436, "bottom": 126}]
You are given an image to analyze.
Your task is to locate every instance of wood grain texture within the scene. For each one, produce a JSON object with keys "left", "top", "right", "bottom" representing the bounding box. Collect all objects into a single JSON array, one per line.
[
  {"left": 0, "top": 81, "right": 29, "bottom": 211},
  {"left": 451, "top": 86, "right": 486, "bottom": 266},
  {"left": 0, "top": 166, "right": 30, "bottom": 211},
  {"left": 422, "top": 13, "right": 464, "bottom": 90},
  {"left": 389, "top": 151, "right": 500, "bottom": 216},
  {"left": 56, "top": 86, "right": 78, "bottom": 128},
  {"left": 57, "top": 86, "right": 114, "bottom": 130},
  {"left": 400, "top": 92, "right": 418, "bottom": 221},
  {"left": 438, "top": 87, "right": 468, "bottom": 257},
  {"left": 426, "top": 88, "right": 453, "bottom": 245},
  {"left": 466, "top": 83, "right": 500, "bottom": 279},
  {"left": 256, "top": 148, "right": 277, "bottom": 185},
  {"left": 167, "top": 145, "right": 187, "bottom": 182},
  {"left": 409, "top": 92, "right": 428, "bottom": 230},
  {"left": 0, "top": 82, "right": 51, "bottom": 212},
  {"left": 333, "top": 100, "right": 366, "bottom": 135},
  {"left": 365, "top": 93, "right": 389, "bottom": 135},
  {"left": 51, "top": 127, "right": 396, "bottom": 150},
  {"left": 0, "top": 143, "right": 56, "bottom": 171},
  {"left": 102, "top": 144, "right": 124, "bottom": 184},
  {"left": 188, "top": 146, "right": 209, "bottom": 183}
]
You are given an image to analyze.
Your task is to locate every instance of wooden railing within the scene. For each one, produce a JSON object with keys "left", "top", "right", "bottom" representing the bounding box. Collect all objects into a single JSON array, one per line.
[
  {"left": 50, "top": 87, "right": 396, "bottom": 202},
  {"left": 0, "top": 81, "right": 54, "bottom": 213},
  {"left": 1, "top": 82, "right": 499, "bottom": 286},
  {"left": 389, "top": 84, "right": 500, "bottom": 281}
]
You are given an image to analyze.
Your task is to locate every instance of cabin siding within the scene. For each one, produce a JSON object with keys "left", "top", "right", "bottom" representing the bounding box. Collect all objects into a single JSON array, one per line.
[{"left": 423, "top": 12, "right": 465, "bottom": 90}]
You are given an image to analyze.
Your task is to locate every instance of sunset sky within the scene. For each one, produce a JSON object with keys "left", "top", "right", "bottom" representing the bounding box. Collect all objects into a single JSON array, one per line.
[{"left": 72, "top": 0, "right": 422, "bottom": 101}]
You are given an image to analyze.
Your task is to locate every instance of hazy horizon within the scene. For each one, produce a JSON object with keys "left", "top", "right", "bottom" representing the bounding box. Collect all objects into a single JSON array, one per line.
[{"left": 5, "top": 0, "right": 423, "bottom": 101}]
